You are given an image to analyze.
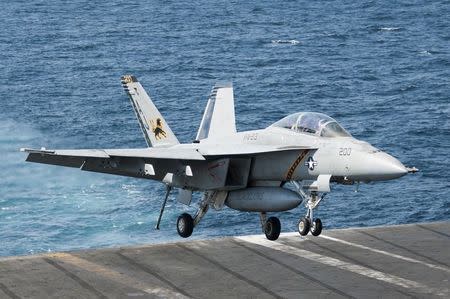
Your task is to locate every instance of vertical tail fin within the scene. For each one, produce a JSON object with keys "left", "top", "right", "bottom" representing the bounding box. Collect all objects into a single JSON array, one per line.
[
  {"left": 121, "top": 75, "right": 179, "bottom": 147},
  {"left": 196, "top": 83, "right": 236, "bottom": 141}
]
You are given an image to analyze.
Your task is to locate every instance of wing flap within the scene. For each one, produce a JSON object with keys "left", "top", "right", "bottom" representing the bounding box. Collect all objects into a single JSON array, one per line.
[
  {"left": 26, "top": 152, "right": 85, "bottom": 168},
  {"left": 22, "top": 148, "right": 110, "bottom": 168}
]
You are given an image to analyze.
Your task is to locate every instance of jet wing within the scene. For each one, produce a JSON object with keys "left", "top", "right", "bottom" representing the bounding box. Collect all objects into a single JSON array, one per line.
[
  {"left": 21, "top": 147, "right": 205, "bottom": 182},
  {"left": 21, "top": 146, "right": 210, "bottom": 188},
  {"left": 21, "top": 147, "right": 205, "bottom": 167},
  {"left": 21, "top": 145, "right": 315, "bottom": 189},
  {"left": 21, "top": 144, "right": 310, "bottom": 166}
]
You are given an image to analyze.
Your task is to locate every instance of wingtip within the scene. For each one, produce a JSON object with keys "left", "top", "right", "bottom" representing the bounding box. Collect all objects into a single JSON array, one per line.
[
  {"left": 214, "top": 81, "right": 233, "bottom": 88},
  {"left": 19, "top": 147, "right": 55, "bottom": 154}
]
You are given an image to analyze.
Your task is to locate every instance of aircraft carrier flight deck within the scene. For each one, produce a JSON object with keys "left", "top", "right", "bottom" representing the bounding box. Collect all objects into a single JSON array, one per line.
[{"left": 0, "top": 221, "right": 448, "bottom": 298}]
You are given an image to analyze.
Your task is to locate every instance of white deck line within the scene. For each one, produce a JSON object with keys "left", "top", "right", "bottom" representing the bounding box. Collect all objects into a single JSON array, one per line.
[
  {"left": 237, "top": 235, "right": 448, "bottom": 297},
  {"left": 318, "top": 234, "right": 450, "bottom": 274}
]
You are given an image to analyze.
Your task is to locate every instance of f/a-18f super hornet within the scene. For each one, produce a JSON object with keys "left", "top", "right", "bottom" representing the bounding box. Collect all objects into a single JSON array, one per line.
[{"left": 21, "top": 76, "right": 418, "bottom": 240}]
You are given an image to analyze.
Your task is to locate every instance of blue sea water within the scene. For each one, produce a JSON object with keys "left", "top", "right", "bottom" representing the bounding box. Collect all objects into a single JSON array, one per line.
[{"left": 0, "top": 0, "right": 449, "bottom": 257}]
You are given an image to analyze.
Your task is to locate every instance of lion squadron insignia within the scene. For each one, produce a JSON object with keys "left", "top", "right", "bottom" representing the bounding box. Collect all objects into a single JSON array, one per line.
[{"left": 150, "top": 118, "right": 167, "bottom": 140}]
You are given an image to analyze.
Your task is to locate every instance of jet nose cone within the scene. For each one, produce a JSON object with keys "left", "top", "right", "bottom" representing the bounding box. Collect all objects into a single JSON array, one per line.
[{"left": 372, "top": 152, "right": 408, "bottom": 180}]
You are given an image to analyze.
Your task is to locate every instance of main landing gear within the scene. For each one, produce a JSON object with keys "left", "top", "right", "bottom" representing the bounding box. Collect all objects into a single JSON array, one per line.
[
  {"left": 176, "top": 193, "right": 210, "bottom": 238},
  {"left": 177, "top": 213, "right": 194, "bottom": 238},
  {"left": 260, "top": 212, "right": 281, "bottom": 241},
  {"left": 297, "top": 191, "right": 324, "bottom": 237},
  {"left": 155, "top": 186, "right": 211, "bottom": 238}
]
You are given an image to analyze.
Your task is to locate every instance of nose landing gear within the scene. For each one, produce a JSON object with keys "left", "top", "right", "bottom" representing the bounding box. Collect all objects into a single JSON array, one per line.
[
  {"left": 295, "top": 188, "right": 325, "bottom": 237},
  {"left": 298, "top": 217, "right": 310, "bottom": 236},
  {"left": 298, "top": 216, "right": 323, "bottom": 236},
  {"left": 310, "top": 218, "right": 323, "bottom": 236}
]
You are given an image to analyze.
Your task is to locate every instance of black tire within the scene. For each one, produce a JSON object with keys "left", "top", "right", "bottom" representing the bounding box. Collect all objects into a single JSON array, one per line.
[
  {"left": 264, "top": 217, "right": 281, "bottom": 241},
  {"left": 310, "top": 218, "right": 323, "bottom": 236},
  {"left": 177, "top": 213, "right": 194, "bottom": 238},
  {"left": 298, "top": 217, "right": 310, "bottom": 236}
]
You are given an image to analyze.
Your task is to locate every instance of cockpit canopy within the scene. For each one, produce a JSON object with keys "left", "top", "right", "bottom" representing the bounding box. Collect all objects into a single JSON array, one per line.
[{"left": 270, "top": 112, "right": 351, "bottom": 137}]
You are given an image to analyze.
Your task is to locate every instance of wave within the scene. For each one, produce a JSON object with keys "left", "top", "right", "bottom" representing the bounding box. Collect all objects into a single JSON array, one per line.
[
  {"left": 379, "top": 27, "right": 400, "bottom": 31},
  {"left": 271, "top": 39, "right": 300, "bottom": 45},
  {"left": 419, "top": 50, "right": 432, "bottom": 55}
]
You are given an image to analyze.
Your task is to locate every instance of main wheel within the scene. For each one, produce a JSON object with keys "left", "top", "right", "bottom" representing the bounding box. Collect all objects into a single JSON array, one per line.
[
  {"left": 310, "top": 218, "right": 323, "bottom": 236},
  {"left": 177, "top": 213, "right": 194, "bottom": 238},
  {"left": 264, "top": 217, "right": 281, "bottom": 241},
  {"left": 298, "top": 217, "right": 310, "bottom": 236}
]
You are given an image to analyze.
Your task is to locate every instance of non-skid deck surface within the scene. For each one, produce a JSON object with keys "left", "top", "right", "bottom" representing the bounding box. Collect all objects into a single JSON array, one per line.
[{"left": 0, "top": 221, "right": 449, "bottom": 298}]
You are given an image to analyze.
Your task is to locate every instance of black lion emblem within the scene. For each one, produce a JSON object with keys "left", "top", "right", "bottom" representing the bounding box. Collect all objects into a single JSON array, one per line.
[{"left": 150, "top": 118, "right": 167, "bottom": 140}]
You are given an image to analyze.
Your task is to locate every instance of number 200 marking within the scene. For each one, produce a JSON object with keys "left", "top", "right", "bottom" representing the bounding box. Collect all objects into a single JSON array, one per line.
[{"left": 339, "top": 148, "right": 352, "bottom": 156}]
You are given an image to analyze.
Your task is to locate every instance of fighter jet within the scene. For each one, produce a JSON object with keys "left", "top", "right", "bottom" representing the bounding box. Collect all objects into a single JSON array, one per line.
[{"left": 21, "top": 75, "right": 418, "bottom": 240}]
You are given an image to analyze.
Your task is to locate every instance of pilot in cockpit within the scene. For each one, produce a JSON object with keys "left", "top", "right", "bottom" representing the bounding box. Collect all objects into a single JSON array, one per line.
[
  {"left": 298, "top": 113, "right": 320, "bottom": 134},
  {"left": 271, "top": 112, "right": 351, "bottom": 138}
]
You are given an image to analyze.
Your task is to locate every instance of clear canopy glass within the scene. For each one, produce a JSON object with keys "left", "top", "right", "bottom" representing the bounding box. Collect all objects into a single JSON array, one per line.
[{"left": 270, "top": 112, "right": 351, "bottom": 137}]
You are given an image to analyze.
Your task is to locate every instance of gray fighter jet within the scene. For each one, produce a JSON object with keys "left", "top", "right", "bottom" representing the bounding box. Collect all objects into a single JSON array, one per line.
[{"left": 21, "top": 75, "right": 418, "bottom": 240}]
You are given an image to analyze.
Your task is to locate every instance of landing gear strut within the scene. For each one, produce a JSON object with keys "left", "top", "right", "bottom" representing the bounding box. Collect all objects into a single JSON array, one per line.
[
  {"left": 260, "top": 212, "right": 281, "bottom": 241},
  {"left": 293, "top": 183, "right": 325, "bottom": 237},
  {"left": 176, "top": 192, "right": 210, "bottom": 238}
]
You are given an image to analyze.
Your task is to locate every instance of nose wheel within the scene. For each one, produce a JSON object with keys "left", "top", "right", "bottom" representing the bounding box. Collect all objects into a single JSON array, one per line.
[
  {"left": 298, "top": 217, "right": 310, "bottom": 236},
  {"left": 310, "top": 218, "right": 322, "bottom": 236},
  {"left": 298, "top": 217, "right": 323, "bottom": 236},
  {"left": 294, "top": 189, "right": 325, "bottom": 237}
]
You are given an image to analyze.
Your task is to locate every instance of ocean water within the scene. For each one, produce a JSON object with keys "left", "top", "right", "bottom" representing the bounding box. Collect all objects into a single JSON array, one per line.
[{"left": 0, "top": 0, "right": 449, "bottom": 257}]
